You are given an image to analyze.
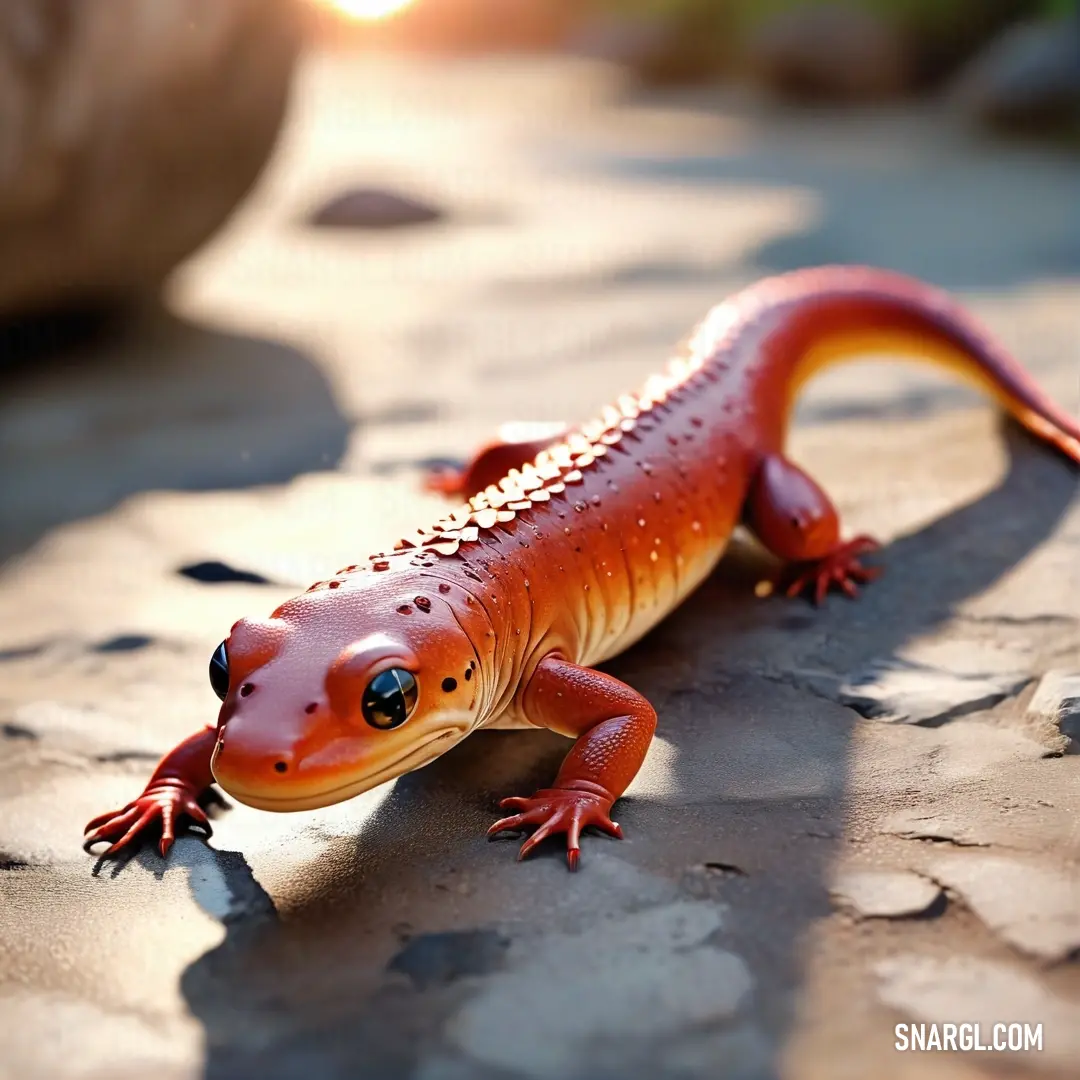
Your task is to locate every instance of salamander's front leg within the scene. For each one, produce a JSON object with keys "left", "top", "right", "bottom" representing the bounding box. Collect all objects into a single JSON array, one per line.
[
  {"left": 744, "top": 453, "right": 881, "bottom": 606},
  {"left": 425, "top": 421, "right": 568, "bottom": 497},
  {"left": 488, "top": 655, "right": 656, "bottom": 870},
  {"left": 84, "top": 726, "right": 217, "bottom": 858}
]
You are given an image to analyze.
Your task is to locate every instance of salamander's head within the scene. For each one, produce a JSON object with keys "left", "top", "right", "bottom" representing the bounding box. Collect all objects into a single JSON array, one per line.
[{"left": 208, "top": 574, "right": 484, "bottom": 811}]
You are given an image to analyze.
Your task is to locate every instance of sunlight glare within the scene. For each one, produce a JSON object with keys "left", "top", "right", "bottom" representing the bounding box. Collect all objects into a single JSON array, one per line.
[{"left": 314, "top": 0, "right": 418, "bottom": 21}]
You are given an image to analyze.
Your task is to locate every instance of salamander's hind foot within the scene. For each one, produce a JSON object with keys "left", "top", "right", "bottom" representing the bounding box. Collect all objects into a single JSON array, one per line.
[
  {"left": 423, "top": 462, "right": 470, "bottom": 497},
  {"left": 783, "top": 535, "right": 882, "bottom": 606},
  {"left": 488, "top": 786, "right": 622, "bottom": 871},
  {"left": 84, "top": 781, "right": 211, "bottom": 859}
]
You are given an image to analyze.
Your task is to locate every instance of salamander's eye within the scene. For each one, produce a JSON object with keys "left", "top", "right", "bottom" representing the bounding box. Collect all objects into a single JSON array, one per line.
[
  {"left": 209, "top": 640, "right": 230, "bottom": 701},
  {"left": 362, "top": 668, "right": 418, "bottom": 730}
]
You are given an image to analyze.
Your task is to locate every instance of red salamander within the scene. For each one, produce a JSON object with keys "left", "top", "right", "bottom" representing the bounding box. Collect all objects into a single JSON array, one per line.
[{"left": 84, "top": 266, "right": 1080, "bottom": 869}]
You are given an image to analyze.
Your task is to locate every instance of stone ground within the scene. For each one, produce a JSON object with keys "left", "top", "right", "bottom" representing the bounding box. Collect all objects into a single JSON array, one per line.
[{"left": 1, "top": 52, "right": 1079, "bottom": 1080}]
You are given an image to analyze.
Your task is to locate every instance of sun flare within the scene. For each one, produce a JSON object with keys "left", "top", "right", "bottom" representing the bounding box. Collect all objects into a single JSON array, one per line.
[{"left": 314, "top": 0, "right": 418, "bottom": 21}]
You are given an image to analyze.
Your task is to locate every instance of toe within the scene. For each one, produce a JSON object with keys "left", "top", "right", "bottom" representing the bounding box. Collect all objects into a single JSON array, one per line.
[
  {"left": 183, "top": 798, "right": 211, "bottom": 831},
  {"left": 517, "top": 818, "right": 559, "bottom": 861},
  {"left": 814, "top": 575, "right": 829, "bottom": 606},
  {"left": 488, "top": 813, "right": 525, "bottom": 837},
  {"left": 598, "top": 817, "right": 623, "bottom": 839},
  {"left": 498, "top": 796, "right": 531, "bottom": 811},
  {"left": 566, "top": 816, "right": 582, "bottom": 855}
]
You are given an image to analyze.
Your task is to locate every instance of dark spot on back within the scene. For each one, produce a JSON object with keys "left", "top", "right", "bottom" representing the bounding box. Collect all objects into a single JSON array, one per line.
[{"left": 441, "top": 677, "right": 458, "bottom": 693}]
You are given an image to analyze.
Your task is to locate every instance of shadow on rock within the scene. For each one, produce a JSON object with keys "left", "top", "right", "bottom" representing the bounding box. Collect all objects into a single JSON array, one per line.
[
  {"left": 180, "top": 421, "right": 1075, "bottom": 1080},
  {"left": 0, "top": 307, "right": 350, "bottom": 561}
]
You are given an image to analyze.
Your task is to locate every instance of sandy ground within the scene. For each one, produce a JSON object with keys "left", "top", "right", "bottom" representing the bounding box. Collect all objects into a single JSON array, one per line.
[{"left": 1, "top": 52, "right": 1078, "bottom": 1080}]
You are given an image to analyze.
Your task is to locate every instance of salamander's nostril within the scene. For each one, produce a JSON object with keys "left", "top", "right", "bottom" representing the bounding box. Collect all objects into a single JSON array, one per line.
[
  {"left": 274, "top": 760, "right": 288, "bottom": 774},
  {"left": 239, "top": 683, "right": 254, "bottom": 698},
  {"left": 304, "top": 702, "right": 317, "bottom": 714}
]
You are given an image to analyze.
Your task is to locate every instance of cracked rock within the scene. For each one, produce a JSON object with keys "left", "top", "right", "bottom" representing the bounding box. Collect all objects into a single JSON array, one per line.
[
  {"left": 1026, "top": 670, "right": 1080, "bottom": 749},
  {"left": 926, "top": 853, "right": 1080, "bottom": 962},
  {"left": 829, "top": 869, "right": 942, "bottom": 918},
  {"left": 878, "top": 808, "right": 990, "bottom": 847},
  {"left": 839, "top": 640, "right": 1031, "bottom": 725}
]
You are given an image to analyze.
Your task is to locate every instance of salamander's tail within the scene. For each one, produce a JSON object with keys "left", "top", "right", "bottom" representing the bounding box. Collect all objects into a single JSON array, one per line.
[{"left": 748, "top": 265, "right": 1080, "bottom": 465}]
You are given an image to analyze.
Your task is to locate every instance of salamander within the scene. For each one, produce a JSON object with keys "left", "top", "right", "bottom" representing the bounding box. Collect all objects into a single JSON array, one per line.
[{"left": 84, "top": 266, "right": 1080, "bottom": 869}]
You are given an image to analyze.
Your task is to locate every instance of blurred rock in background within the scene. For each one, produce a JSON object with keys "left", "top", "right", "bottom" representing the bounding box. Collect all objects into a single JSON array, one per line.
[
  {"left": 744, "top": 3, "right": 908, "bottom": 101},
  {"left": 303, "top": 0, "right": 1079, "bottom": 138},
  {"left": 582, "top": 0, "right": 1043, "bottom": 97},
  {"left": 950, "top": 12, "right": 1080, "bottom": 133},
  {"left": 1, "top": 0, "right": 1067, "bottom": 335},
  {"left": 568, "top": 6, "right": 733, "bottom": 87},
  {"left": 0, "top": 0, "right": 300, "bottom": 321}
]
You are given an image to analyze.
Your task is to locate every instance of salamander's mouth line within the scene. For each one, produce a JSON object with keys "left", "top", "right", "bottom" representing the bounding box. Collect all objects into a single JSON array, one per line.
[{"left": 216, "top": 725, "right": 468, "bottom": 812}]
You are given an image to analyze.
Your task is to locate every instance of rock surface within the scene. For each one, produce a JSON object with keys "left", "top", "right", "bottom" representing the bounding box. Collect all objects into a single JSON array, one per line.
[
  {"left": 1026, "top": 669, "right": 1080, "bottom": 750},
  {"left": 838, "top": 639, "right": 1032, "bottom": 725},
  {"left": 1, "top": 51, "right": 1079, "bottom": 1080},
  {"left": 830, "top": 868, "right": 942, "bottom": 918},
  {"left": 0, "top": 0, "right": 299, "bottom": 319},
  {"left": 925, "top": 853, "right": 1080, "bottom": 963}
]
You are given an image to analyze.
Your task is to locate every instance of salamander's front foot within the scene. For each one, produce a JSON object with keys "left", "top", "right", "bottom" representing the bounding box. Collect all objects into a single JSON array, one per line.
[
  {"left": 783, "top": 535, "right": 882, "bottom": 606},
  {"left": 488, "top": 785, "right": 622, "bottom": 870},
  {"left": 83, "top": 780, "right": 211, "bottom": 859}
]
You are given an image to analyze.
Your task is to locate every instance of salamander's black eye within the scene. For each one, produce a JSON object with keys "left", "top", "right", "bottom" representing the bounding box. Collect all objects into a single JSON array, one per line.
[
  {"left": 362, "top": 668, "right": 418, "bottom": 730},
  {"left": 209, "top": 640, "right": 230, "bottom": 701}
]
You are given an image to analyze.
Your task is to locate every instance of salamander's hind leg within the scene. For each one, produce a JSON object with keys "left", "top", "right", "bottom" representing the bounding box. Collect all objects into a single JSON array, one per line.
[
  {"left": 488, "top": 655, "right": 656, "bottom": 870},
  {"left": 744, "top": 453, "right": 881, "bottom": 605},
  {"left": 425, "top": 421, "right": 568, "bottom": 497}
]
